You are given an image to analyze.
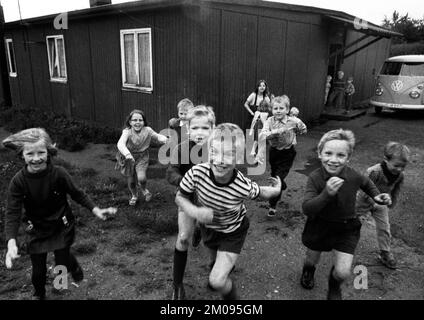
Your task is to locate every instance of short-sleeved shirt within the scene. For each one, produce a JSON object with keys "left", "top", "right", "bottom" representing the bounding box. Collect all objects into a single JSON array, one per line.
[
  {"left": 179, "top": 163, "right": 260, "bottom": 233},
  {"left": 124, "top": 127, "right": 158, "bottom": 153}
]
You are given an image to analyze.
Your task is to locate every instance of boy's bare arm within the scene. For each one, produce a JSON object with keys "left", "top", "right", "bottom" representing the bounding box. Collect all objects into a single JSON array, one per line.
[
  {"left": 258, "top": 176, "right": 281, "bottom": 200},
  {"left": 175, "top": 191, "right": 213, "bottom": 223}
]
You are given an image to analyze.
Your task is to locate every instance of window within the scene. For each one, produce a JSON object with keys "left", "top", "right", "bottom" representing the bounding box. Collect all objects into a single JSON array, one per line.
[
  {"left": 46, "top": 35, "right": 67, "bottom": 82},
  {"left": 5, "top": 39, "right": 17, "bottom": 77},
  {"left": 120, "top": 28, "right": 153, "bottom": 92},
  {"left": 381, "top": 62, "right": 424, "bottom": 77}
]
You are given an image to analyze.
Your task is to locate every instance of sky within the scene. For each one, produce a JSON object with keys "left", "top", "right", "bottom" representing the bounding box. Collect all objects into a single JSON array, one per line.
[{"left": 0, "top": 0, "right": 423, "bottom": 24}]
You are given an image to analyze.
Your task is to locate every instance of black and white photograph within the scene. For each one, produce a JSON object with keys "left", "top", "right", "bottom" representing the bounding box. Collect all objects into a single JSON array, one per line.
[{"left": 0, "top": 0, "right": 423, "bottom": 305}]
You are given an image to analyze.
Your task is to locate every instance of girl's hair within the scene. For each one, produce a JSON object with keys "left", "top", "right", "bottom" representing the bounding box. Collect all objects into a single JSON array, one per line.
[
  {"left": 187, "top": 105, "right": 216, "bottom": 126},
  {"left": 254, "top": 79, "right": 270, "bottom": 97},
  {"left": 258, "top": 99, "right": 270, "bottom": 112},
  {"left": 384, "top": 142, "right": 411, "bottom": 162},
  {"left": 317, "top": 129, "right": 355, "bottom": 156},
  {"left": 271, "top": 95, "right": 290, "bottom": 109},
  {"left": 124, "top": 109, "right": 148, "bottom": 129},
  {"left": 2, "top": 127, "right": 58, "bottom": 156},
  {"left": 177, "top": 98, "right": 194, "bottom": 111},
  {"left": 208, "top": 123, "right": 245, "bottom": 164}
]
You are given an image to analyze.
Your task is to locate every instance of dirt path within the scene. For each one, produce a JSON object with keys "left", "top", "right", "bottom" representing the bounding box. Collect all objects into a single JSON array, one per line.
[{"left": 1, "top": 110, "right": 423, "bottom": 300}]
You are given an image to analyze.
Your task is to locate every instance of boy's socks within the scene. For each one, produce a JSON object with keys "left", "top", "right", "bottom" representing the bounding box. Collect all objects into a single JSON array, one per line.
[
  {"left": 173, "top": 248, "right": 188, "bottom": 287},
  {"left": 222, "top": 281, "right": 239, "bottom": 300},
  {"left": 327, "top": 267, "right": 343, "bottom": 300}
]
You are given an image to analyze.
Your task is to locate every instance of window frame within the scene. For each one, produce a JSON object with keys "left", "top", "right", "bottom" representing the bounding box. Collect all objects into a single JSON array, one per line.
[
  {"left": 120, "top": 28, "right": 153, "bottom": 93},
  {"left": 5, "top": 38, "right": 17, "bottom": 77},
  {"left": 46, "top": 35, "right": 68, "bottom": 83}
]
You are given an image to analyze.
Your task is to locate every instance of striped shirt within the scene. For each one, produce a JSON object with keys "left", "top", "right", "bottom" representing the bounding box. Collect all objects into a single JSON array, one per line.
[
  {"left": 179, "top": 163, "right": 260, "bottom": 233},
  {"left": 261, "top": 115, "right": 307, "bottom": 150}
]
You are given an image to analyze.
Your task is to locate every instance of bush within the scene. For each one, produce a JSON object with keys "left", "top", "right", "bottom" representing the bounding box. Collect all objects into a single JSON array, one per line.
[
  {"left": 391, "top": 42, "right": 424, "bottom": 56},
  {"left": 0, "top": 106, "right": 121, "bottom": 151}
]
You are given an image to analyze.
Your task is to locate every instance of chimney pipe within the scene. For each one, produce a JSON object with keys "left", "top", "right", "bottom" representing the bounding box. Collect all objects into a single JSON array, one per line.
[{"left": 89, "top": 0, "right": 112, "bottom": 8}]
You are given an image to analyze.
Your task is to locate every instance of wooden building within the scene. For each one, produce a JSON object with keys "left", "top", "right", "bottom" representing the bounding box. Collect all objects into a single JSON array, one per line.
[{"left": 1, "top": 0, "right": 401, "bottom": 129}]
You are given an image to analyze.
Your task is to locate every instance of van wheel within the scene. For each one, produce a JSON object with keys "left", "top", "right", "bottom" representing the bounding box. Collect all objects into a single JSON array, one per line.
[{"left": 375, "top": 106, "right": 382, "bottom": 114}]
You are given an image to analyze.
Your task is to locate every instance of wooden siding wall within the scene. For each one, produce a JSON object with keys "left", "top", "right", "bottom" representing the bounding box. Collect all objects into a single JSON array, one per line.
[
  {"left": 197, "top": 5, "right": 329, "bottom": 125},
  {"left": 341, "top": 31, "right": 391, "bottom": 104},
  {"left": 4, "top": 4, "right": 392, "bottom": 130}
]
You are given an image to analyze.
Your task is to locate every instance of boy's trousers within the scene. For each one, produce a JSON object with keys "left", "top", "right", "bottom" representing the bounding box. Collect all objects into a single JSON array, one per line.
[{"left": 358, "top": 203, "right": 391, "bottom": 252}]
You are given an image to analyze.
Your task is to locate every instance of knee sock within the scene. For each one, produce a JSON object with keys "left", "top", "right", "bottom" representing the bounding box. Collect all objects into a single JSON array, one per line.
[{"left": 173, "top": 248, "right": 188, "bottom": 287}]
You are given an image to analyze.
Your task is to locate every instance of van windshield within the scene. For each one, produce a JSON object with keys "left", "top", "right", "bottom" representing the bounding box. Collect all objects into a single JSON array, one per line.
[{"left": 381, "top": 62, "right": 424, "bottom": 76}]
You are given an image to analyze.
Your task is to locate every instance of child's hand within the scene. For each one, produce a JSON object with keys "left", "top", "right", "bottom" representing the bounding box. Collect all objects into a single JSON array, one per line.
[
  {"left": 269, "top": 176, "right": 281, "bottom": 190},
  {"left": 5, "top": 239, "right": 20, "bottom": 269},
  {"left": 92, "top": 207, "right": 118, "bottom": 220},
  {"left": 374, "top": 193, "right": 392, "bottom": 206},
  {"left": 326, "top": 177, "right": 344, "bottom": 196},
  {"left": 196, "top": 207, "right": 214, "bottom": 224}
]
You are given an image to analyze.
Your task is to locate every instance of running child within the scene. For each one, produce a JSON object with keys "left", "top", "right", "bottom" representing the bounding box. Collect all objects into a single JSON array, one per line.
[
  {"left": 249, "top": 99, "right": 270, "bottom": 164},
  {"left": 166, "top": 105, "right": 216, "bottom": 299},
  {"left": 356, "top": 141, "right": 410, "bottom": 269},
  {"left": 175, "top": 123, "right": 282, "bottom": 300},
  {"left": 3, "top": 128, "right": 117, "bottom": 300},
  {"left": 261, "top": 95, "right": 307, "bottom": 217},
  {"left": 300, "top": 129, "right": 391, "bottom": 300},
  {"left": 168, "top": 98, "right": 195, "bottom": 143},
  {"left": 116, "top": 109, "right": 168, "bottom": 205}
]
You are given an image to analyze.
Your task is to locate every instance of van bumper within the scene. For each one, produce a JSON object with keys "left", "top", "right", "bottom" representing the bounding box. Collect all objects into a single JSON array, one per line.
[{"left": 370, "top": 100, "right": 424, "bottom": 110}]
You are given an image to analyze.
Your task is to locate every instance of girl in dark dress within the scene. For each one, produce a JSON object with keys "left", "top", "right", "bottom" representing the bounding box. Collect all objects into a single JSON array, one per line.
[{"left": 3, "top": 128, "right": 117, "bottom": 300}]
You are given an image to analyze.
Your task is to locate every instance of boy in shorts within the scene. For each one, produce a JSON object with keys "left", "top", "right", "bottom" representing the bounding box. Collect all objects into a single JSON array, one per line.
[
  {"left": 175, "top": 123, "right": 281, "bottom": 299},
  {"left": 300, "top": 129, "right": 391, "bottom": 299}
]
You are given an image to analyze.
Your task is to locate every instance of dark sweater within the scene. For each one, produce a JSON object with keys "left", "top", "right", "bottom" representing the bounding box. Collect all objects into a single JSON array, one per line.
[
  {"left": 166, "top": 140, "right": 208, "bottom": 187},
  {"left": 302, "top": 166, "right": 380, "bottom": 222},
  {"left": 5, "top": 163, "right": 95, "bottom": 241}
]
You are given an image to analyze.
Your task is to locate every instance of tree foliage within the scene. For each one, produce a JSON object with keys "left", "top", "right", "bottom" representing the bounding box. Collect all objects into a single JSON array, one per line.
[{"left": 382, "top": 11, "right": 424, "bottom": 43}]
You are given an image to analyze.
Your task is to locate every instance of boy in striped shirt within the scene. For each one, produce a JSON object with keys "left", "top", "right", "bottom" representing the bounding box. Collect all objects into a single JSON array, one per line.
[{"left": 176, "top": 123, "right": 281, "bottom": 300}]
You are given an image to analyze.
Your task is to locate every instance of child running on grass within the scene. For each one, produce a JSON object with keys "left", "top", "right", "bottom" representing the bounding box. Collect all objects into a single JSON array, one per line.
[
  {"left": 3, "top": 128, "right": 117, "bottom": 300},
  {"left": 116, "top": 109, "right": 168, "bottom": 206},
  {"left": 261, "top": 95, "right": 307, "bottom": 217},
  {"left": 300, "top": 129, "right": 392, "bottom": 300},
  {"left": 166, "top": 105, "right": 216, "bottom": 300},
  {"left": 175, "top": 123, "right": 282, "bottom": 300},
  {"left": 356, "top": 142, "right": 410, "bottom": 269}
]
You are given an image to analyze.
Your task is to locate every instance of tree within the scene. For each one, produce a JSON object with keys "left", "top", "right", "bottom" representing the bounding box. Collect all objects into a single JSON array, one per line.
[{"left": 382, "top": 11, "right": 424, "bottom": 43}]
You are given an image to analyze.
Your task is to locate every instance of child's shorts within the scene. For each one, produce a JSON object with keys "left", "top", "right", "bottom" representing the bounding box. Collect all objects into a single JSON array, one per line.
[
  {"left": 302, "top": 216, "right": 362, "bottom": 255},
  {"left": 200, "top": 217, "right": 250, "bottom": 254}
]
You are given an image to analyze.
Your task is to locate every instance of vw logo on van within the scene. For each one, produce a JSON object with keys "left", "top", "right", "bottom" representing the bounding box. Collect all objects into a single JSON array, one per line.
[{"left": 391, "top": 80, "right": 404, "bottom": 92}]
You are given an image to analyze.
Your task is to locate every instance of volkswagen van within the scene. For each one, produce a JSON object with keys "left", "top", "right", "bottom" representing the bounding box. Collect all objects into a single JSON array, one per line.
[{"left": 370, "top": 55, "right": 424, "bottom": 113}]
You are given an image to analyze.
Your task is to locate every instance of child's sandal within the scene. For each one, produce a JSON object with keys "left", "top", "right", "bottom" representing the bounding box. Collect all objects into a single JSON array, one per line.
[{"left": 129, "top": 196, "right": 138, "bottom": 206}]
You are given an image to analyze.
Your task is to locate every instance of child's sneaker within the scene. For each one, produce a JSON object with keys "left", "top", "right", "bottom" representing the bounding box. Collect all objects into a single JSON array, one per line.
[
  {"left": 378, "top": 250, "right": 397, "bottom": 269},
  {"left": 268, "top": 208, "right": 276, "bottom": 217},
  {"left": 71, "top": 264, "right": 84, "bottom": 282},
  {"left": 143, "top": 189, "right": 152, "bottom": 202},
  {"left": 300, "top": 265, "right": 316, "bottom": 289}
]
